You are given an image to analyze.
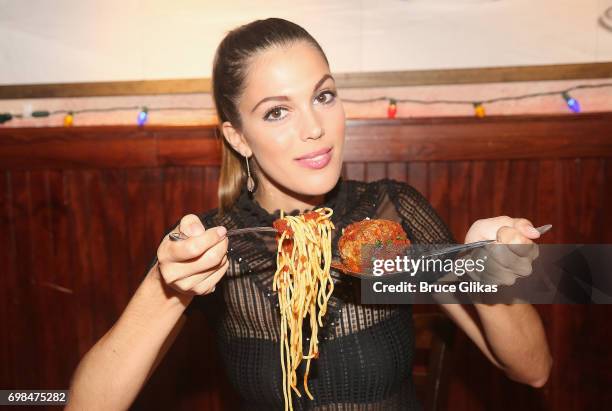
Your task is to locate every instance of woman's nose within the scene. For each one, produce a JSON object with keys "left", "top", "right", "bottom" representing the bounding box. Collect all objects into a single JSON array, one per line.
[{"left": 300, "top": 109, "right": 324, "bottom": 141}]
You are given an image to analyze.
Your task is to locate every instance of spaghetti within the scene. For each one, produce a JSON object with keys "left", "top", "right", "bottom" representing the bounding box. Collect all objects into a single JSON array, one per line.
[{"left": 272, "top": 207, "right": 335, "bottom": 411}]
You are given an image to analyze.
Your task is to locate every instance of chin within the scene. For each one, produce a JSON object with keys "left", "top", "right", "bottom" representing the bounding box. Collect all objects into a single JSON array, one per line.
[
  {"left": 265, "top": 154, "right": 344, "bottom": 198},
  {"left": 292, "top": 164, "right": 342, "bottom": 197}
]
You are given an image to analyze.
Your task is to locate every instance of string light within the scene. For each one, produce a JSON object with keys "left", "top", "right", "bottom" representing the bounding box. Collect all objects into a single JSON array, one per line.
[
  {"left": 473, "top": 102, "right": 486, "bottom": 118},
  {"left": 341, "top": 82, "right": 612, "bottom": 118},
  {"left": 63, "top": 111, "right": 74, "bottom": 127},
  {"left": 32, "top": 110, "right": 50, "bottom": 118},
  {"left": 0, "top": 105, "right": 215, "bottom": 125},
  {"left": 0, "top": 113, "right": 12, "bottom": 124},
  {"left": 137, "top": 106, "right": 148, "bottom": 126},
  {"left": 1, "top": 82, "right": 611, "bottom": 125},
  {"left": 387, "top": 98, "right": 397, "bottom": 119},
  {"left": 562, "top": 92, "right": 581, "bottom": 113}
]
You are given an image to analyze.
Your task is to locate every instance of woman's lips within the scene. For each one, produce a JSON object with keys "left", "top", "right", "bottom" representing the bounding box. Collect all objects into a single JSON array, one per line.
[{"left": 294, "top": 147, "right": 333, "bottom": 169}]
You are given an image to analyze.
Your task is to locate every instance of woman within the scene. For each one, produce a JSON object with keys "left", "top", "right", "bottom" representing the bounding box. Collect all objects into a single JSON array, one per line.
[{"left": 67, "top": 18, "right": 552, "bottom": 411}]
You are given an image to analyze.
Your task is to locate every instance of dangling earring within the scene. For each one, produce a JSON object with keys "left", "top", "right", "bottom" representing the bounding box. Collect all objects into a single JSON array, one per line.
[{"left": 245, "top": 155, "right": 255, "bottom": 192}]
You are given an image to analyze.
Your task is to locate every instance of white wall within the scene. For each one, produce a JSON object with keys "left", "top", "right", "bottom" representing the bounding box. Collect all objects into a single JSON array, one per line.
[{"left": 1, "top": 0, "right": 611, "bottom": 85}]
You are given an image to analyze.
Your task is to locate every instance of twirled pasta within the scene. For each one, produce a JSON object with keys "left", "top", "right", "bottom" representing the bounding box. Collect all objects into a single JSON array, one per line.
[{"left": 272, "top": 208, "right": 335, "bottom": 411}]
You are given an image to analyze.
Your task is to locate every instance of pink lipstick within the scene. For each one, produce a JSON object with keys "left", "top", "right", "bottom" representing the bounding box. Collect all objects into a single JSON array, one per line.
[{"left": 294, "top": 147, "right": 333, "bottom": 170}]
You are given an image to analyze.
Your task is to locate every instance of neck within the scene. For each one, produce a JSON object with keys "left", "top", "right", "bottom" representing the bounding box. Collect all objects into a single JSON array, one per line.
[{"left": 254, "top": 175, "right": 325, "bottom": 215}]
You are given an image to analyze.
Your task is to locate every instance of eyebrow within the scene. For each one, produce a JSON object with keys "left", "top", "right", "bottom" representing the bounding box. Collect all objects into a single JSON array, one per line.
[{"left": 250, "top": 74, "right": 335, "bottom": 114}]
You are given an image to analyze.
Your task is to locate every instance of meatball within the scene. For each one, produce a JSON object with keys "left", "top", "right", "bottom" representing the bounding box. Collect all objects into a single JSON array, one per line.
[{"left": 338, "top": 219, "right": 410, "bottom": 272}]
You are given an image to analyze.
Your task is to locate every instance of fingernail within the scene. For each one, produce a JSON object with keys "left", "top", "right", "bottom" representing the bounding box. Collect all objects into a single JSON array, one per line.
[
  {"left": 527, "top": 226, "right": 540, "bottom": 237},
  {"left": 216, "top": 226, "right": 227, "bottom": 237}
]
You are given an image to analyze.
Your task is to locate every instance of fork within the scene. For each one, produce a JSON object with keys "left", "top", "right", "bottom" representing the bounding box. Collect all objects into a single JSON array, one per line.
[
  {"left": 418, "top": 224, "right": 552, "bottom": 259},
  {"left": 169, "top": 226, "right": 277, "bottom": 241}
]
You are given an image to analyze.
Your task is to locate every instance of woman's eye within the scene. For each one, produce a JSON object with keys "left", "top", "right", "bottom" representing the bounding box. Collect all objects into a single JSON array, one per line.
[
  {"left": 263, "top": 91, "right": 336, "bottom": 122},
  {"left": 315, "top": 90, "right": 336, "bottom": 105},
  {"left": 263, "top": 107, "right": 288, "bottom": 122}
]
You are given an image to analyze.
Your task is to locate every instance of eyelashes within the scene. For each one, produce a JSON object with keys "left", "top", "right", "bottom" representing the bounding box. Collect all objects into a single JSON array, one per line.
[
  {"left": 315, "top": 90, "right": 337, "bottom": 105},
  {"left": 263, "top": 90, "right": 337, "bottom": 122},
  {"left": 264, "top": 107, "right": 286, "bottom": 122}
]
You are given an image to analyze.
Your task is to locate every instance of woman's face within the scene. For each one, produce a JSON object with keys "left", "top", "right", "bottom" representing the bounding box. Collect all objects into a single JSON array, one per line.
[{"left": 227, "top": 41, "right": 346, "bottom": 198}]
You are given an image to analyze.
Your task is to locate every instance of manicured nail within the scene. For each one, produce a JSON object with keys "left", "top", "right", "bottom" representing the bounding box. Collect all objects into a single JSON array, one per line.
[
  {"left": 527, "top": 226, "right": 540, "bottom": 237},
  {"left": 216, "top": 226, "right": 227, "bottom": 237}
]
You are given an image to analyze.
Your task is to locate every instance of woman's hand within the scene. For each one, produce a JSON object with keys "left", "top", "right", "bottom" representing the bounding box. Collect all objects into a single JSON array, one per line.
[
  {"left": 464, "top": 216, "right": 541, "bottom": 286},
  {"left": 156, "top": 214, "right": 229, "bottom": 295}
]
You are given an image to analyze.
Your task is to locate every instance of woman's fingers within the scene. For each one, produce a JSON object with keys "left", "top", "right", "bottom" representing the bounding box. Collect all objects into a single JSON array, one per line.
[
  {"left": 479, "top": 257, "right": 520, "bottom": 285},
  {"left": 166, "top": 245, "right": 229, "bottom": 283},
  {"left": 191, "top": 260, "right": 230, "bottom": 295},
  {"left": 513, "top": 218, "right": 541, "bottom": 240},
  {"left": 156, "top": 213, "right": 230, "bottom": 296},
  {"left": 162, "top": 237, "right": 229, "bottom": 282},
  {"left": 171, "top": 256, "right": 230, "bottom": 295},
  {"left": 179, "top": 213, "right": 206, "bottom": 236},
  {"left": 478, "top": 224, "right": 539, "bottom": 282},
  {"left": 496, "top": 225, "right": 539, "bottom": 259},
  {"left": 507, "top": 241, "right": 540, "bottom": 261},
  {"left": 464, "top": 215, "right": 543, "bottom": 285},
  {"left": 496, "top": 225, "right": 533, "bottom": 245},
  {"left": 162, "top": 225, "right": 227, "bottom": 263},
  {"left": 466, "top": 247, "right": 519, "bottom": 285},
  {"left": 483, "top": 243, "right": 534, "bottom": 278},
  {"left": 156, "top": 214, "right": 226, "bottom": 264}
]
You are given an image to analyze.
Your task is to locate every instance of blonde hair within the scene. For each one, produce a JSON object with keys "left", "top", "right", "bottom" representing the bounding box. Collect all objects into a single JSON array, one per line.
[{"left": 212, "top": 18, "right": 329, "bottom": 213}]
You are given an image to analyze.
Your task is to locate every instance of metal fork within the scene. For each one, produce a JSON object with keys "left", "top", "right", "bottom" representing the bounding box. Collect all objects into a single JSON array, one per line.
[
  {"left": 169, "top": 226, "right": 277, "bottom": 241},
  {"left": 418, "top": 224, "right": 552, "bottom": 259},
  {"left": 170, "top": 223, "right": 552, "bottom": 250}
]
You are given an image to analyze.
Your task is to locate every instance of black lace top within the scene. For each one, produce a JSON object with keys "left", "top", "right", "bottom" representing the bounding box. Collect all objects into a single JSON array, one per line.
[{"left": 164, "top": 178, "right": 455, "bottom": 410}]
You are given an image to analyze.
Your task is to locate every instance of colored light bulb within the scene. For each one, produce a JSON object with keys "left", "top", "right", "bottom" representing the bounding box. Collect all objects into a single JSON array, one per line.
[
  {"left": 137, "top": 107, "right": 148, "bottom": 126},
  {"left": 474, "top": 103, "right": 485, "bottom": 118},
  {"left": 562, "top": 92, "right": 580, "bottom": 113},
  {"left": 0, "top": 113, "right": 13, "bottom": 124},
  {"left": 63, "top": 112, "right": 74, "bottom": 127},
  {"left": 387, "top": 99, "right": 397, "bottom": 119}
]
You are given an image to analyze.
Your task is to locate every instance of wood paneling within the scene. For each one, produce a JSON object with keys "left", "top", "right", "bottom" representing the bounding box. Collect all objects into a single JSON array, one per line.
[
  {"left": 2, "top": 62, "right": 612, "bottom": 98},
  {"left": 1, "top": 113, "right": 611, "bottom": 410},
  {"left": 2, "top": 114, "right": 612, "bottom": 171}
]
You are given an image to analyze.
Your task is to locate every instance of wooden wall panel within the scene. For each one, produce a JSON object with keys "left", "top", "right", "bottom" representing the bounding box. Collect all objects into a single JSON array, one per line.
[{"left": 1, "top": 113, "right": 611, "bottom": 411}]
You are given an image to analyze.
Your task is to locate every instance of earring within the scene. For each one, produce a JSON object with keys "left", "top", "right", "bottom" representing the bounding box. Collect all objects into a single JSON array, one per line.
[{"left": 245, "top": 155, "right": 255, "bottom": 192}]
